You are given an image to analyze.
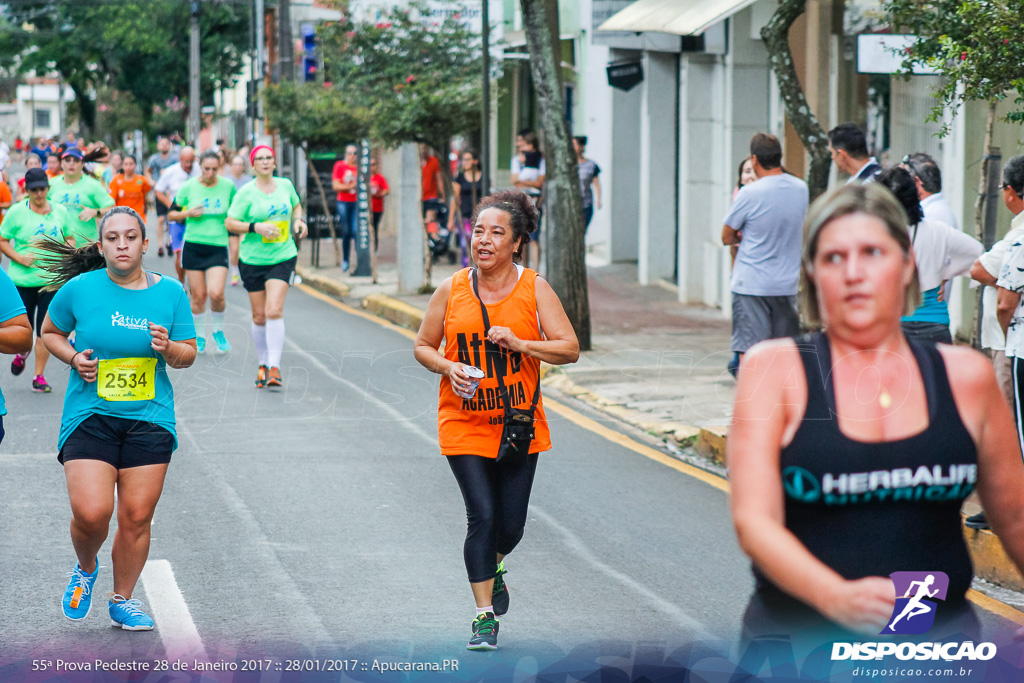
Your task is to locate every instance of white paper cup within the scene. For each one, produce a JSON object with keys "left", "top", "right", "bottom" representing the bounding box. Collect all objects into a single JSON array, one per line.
[{"left": 456, "top": 366, "right": 486, "bottom": 399}]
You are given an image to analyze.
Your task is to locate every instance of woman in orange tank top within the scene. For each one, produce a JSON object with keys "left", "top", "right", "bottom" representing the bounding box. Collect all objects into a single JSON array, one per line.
[{"left": 415, "top": 190, "right": 579, "bottom": 651}]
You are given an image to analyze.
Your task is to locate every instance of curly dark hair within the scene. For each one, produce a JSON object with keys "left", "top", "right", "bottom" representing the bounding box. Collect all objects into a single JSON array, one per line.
[
  {"left": 470, "top": 190, "right": 540, "bottom": 262},
  {"left": 875, "top": 166, "right": 924, "bottom": 226}
]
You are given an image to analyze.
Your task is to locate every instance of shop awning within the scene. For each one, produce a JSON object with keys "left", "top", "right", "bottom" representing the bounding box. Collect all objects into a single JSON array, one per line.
[{"left": 598, "top": 0, "right": 761, "bottom": 36}]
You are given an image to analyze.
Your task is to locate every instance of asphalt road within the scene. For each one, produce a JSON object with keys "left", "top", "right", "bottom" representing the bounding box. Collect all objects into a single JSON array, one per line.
[{"left": 0, "top": 252, "right": 1022, "bottom": 681}]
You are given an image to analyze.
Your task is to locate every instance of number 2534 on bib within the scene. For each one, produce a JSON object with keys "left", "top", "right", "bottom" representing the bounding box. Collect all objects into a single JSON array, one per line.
[{"left": 97, "top": 358, "right": 157, "bottom": 401}]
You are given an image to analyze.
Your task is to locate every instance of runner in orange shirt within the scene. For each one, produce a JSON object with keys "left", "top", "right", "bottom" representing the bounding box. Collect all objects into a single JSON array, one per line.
[{"left": 108, "top": 156, "right": 153, "bottom": 222}]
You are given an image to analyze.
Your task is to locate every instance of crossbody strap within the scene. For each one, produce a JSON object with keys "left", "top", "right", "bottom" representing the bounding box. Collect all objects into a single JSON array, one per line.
[{"left": 471, "top": 268, "right": 541, "bottom": 411}]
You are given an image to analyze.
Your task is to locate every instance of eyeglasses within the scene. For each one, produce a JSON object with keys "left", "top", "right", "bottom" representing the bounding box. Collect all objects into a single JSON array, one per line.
[{"left": 253, "top": 156, "right": 274, "bottom": 162}]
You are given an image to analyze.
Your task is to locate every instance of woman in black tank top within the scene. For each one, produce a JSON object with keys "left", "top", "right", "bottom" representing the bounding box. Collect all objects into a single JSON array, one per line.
[{"left": 728, "top": 185, "right": 1024, "bottom": 652}]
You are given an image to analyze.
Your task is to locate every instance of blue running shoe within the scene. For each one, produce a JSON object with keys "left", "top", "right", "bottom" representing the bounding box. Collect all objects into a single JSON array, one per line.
[
  {"left": 62, "top": 560, "right": 98, "bottom": 621},
  {"left": 196, "top": 337, "right": 206, "bottom": 354},
  {"left": 211, "top": 330, "right": 231, "bottom": 353},
  {"left": 109, "top": 595, "right": 154, "bottom": 631}
]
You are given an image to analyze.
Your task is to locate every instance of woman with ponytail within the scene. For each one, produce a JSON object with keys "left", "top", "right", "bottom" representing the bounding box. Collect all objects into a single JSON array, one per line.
[
  {"left": 225, "top": 145, "right": 307, "bottom": 389},
  {"left": 38, "top": 206, "right": 196, "bottom": 631}
]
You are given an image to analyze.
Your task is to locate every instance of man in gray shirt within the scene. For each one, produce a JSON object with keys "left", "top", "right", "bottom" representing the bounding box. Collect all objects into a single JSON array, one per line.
[{"left": 722, "top": 133, "right": 809, "bottom": 370}]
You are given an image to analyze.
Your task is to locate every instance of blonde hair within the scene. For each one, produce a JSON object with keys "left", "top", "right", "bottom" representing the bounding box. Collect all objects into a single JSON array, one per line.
[{"left": 800, "top": 184, "right": 921, "bottom": 325}]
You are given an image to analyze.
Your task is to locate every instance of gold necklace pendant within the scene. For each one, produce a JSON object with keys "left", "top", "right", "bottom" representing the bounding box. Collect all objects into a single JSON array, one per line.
[{"left": 879, "top": 387, "right": 893, "bottom": 409}]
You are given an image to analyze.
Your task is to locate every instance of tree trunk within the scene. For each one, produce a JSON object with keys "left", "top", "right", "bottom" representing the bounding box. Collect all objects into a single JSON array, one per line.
[
  {"left": 971, "top": 100, "right": 999, "bottom": 348},
  {"left": 520, "top": 0, "right": 591, "bottom": 351},
  {"left": 761, "top": 0, "right": 831, "bottom": 200},
  {"left": 303, "top": 143, "right": 341, "bottom": 267}
]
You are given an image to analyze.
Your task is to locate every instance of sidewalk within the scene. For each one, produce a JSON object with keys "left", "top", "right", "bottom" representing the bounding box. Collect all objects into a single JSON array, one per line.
[{"left": 295, "top": 238, "right": 1023, "bottom": 598}]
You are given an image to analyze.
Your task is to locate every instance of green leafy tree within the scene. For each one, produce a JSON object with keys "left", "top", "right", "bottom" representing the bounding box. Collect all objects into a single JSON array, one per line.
[
  {"left": 886, "top": 0, "right": 1024, "bottom": 237},
  {"left": 0, "top": 0, "right": 249, "bottom": 134}
]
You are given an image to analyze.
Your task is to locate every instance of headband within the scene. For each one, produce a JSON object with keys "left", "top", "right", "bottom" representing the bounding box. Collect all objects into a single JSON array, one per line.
[{"left": 250, "top": 145, "right": 274, "bottom": 166}]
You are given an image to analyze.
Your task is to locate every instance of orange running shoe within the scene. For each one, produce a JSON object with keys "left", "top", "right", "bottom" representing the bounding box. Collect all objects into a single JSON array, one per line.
[
  {"left": 255, "top": 365, "right": 269, "bottom": 389},
  {"left": 267, "top": 366, "right": 282, "bottom": 387}
]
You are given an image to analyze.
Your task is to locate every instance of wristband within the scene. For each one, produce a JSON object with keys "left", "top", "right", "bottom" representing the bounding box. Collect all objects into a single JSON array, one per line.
[
  {"left": 248, "top": 222, "right": 256, "bottom": 234},
  {"left": 70, "top": 351, "right": 81, "bottom": 367}
]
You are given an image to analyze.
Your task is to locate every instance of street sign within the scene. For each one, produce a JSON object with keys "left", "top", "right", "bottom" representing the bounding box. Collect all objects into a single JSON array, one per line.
[
  {"left": 607, "top": 60, "right": 643, "bottom": 91},
  {"left": 857, "top": 34, "right": 939, "bottom": 75},
  {"left": 353, "top": 140, "right": 373, "bottom": 276}
]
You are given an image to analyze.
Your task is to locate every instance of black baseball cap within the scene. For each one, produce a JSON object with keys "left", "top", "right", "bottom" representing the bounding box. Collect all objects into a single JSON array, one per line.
[{"left": 24, "top": 168, "right": 49, "bottom": 190}]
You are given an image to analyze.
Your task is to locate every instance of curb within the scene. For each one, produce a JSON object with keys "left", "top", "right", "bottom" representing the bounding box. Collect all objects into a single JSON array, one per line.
[
  {"left": 362, "top": 293, "right": 426, "bottom": 331},
  {"left": 340, "top": 291, "right": 1024, "bottom": 597},
  {"left": 295, "top": 266, "right": 351, "bottom": 300}
]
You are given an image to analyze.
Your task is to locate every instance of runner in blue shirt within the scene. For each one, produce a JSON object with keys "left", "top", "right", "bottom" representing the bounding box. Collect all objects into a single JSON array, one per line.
[
  {"left": 39, "top": 206, "right": 196, "bottom": 631},
  {"left": 0, "top": 267, "right": 33, "bottom": 443}
]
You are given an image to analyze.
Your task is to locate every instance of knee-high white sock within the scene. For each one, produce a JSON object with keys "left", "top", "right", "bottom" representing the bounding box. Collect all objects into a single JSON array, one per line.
[
  {"left": 194, "top": 311, "right": 208, "bottom": 339},
  {"left": 251, "top": 322, "right": 268, "bottom": 366},
  {"left": 266, "top": 318, "right": 285, "bottom": 367},
  {"left": 210, "top": 310, "right": 225, "bottom": 333}
]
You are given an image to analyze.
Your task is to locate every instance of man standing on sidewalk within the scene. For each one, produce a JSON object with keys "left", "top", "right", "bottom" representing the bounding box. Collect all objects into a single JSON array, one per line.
[
  {"left": 721, "top": 133, "right": 808, "bottom": 374},
  {"left": 828, "top": 123, "right": 881, "bottom": 184},
  {"left": 902, "top": 152, "right": 958, "bottom": 229},
  {"left": 966, "top": 154, "right": 1024, "bottom": 530}
]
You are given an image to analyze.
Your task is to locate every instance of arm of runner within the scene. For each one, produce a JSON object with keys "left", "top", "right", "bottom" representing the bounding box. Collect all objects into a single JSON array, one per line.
[
  {"left": 149, "top": 322, "right": 196, "bottom": 369},
  {"left": 0, "top": 313, "right": 32, "bottom": 355},
  {"left": 0, "top": 236, "right": 32, "bottom": 267},
  {"left": 414, "top": 276, "right": 466, "bottom": 384},
  {"left": 449, "top": 183, "right": 461, "bottom": 230},
  {"left": 41, "top": 314, "right": 98, "bottom": 381},
  {"left": 729, "top": 340, "right": 896, "bottom": 634},
  {"left": 487, "top": 276, "right": 579, "bottom": 365}
]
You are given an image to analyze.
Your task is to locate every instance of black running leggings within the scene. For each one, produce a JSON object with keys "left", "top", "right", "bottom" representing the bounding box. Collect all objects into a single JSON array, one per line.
[
  {"left": 16, "top": 286, "right": 53, "bottom": 336},
  {"left": 447, "top": 453, "right": 539, "bottom": 583}
]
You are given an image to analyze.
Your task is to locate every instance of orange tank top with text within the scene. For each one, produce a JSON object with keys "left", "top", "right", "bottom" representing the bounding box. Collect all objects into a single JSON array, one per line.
[{"left": 437, "top": 267, "right": 552, "bottom": 457}]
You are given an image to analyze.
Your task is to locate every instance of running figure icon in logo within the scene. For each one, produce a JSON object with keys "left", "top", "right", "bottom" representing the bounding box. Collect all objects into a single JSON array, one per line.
[{"left": 884, "top": 571, "right": 949, "bottom": 635}]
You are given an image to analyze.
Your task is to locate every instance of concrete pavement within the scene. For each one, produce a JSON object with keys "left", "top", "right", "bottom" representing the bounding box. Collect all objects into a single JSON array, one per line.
[{"left": 295, "top": 236, "right": 1024, "bottom": 602}]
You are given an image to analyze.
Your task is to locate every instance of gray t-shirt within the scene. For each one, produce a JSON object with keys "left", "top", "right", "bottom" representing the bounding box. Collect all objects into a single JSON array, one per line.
[
  {"left": 578, "top": 159, "right": 600, "bottom": 208},
  {"left": 147, "top": 152, "right": 179, "bottom": 182},
  {"left": 723, "top": 173, "right": 808, "bottom": 297}
]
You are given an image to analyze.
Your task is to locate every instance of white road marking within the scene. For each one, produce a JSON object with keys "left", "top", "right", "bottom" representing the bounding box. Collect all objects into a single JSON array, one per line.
[
  {"left": 532, "top": 505, "right": 715, "bottom": 640},
  {"left": 140, "top": 559, "right": 208, "bottom": 663}
]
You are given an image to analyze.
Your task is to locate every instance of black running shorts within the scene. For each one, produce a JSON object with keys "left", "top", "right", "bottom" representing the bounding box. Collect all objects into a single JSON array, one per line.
[
  {"left": 182, "top": 241, "right": 229, "bottom": 271},
  {"left": 59, "top": 413, "right": 174, "bottom": 469},
  {"left": 238, "top": 256, "right": 297, "bottom": 293}
]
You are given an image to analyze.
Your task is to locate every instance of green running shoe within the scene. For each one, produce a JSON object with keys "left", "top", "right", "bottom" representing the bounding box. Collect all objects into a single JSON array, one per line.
[
  {"left": 492, "top": 562, "right": 509, "bottom": 616},
  {"left": 467, "top": 612, "right": 499, "bottom": 651}
]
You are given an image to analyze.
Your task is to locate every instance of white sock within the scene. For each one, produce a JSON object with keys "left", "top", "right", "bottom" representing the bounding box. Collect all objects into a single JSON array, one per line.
[
  {"left": 251, "top": 322, "right": 268, "bottom": 365},
  {"left": 194, "top": 311, "right": 208, "bottom": 339},
  {"left": 210, "top": 310, "right": 225, "bottom": 333},
  {"left": 266, "top": 318, "right": 285, "bottom": 367},
  {"left": 476, "top": 605, "right": 494, "bottom": 617}
]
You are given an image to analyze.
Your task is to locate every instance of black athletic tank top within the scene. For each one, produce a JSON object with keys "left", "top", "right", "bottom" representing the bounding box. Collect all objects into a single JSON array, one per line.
[{"left": 754, "top": 332, "right": 978, "bottom": 606}]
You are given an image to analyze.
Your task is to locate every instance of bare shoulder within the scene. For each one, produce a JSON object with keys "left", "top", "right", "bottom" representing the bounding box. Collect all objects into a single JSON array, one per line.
[
  {"left": 735, "top": 338, "right": 802, "bottom": 402},
  {"left": 937, "top": 344, "right": 997, "bottom": 392}
]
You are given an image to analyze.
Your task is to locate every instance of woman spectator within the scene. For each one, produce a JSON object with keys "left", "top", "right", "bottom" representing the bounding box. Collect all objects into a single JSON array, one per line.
[
  {"left": 414, "top": 190, "right": 578, "bottom": 651},
  {"left": 449, "top": 149, "right": 483, "bottom": 268},
  {"left": 876, "top": 166, "right": 982, "bottom": 344},
  {"left": 729, "top": 183, "right": 1024, "bottom": 658}
]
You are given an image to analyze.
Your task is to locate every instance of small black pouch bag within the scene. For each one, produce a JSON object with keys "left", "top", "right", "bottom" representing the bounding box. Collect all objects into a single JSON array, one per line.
[{"left": 472, "top": 269, "right": 541, "bottom": 461}]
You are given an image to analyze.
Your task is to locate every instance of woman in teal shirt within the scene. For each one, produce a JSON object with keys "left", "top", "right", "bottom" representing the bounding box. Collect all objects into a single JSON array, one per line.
[
  {"left": 39, "top": 206, "right": 196, "bottom": 631},
  {"left": 225, "top": 145, "right": 307, "bottom": 389},
  {"left": 0, "top": 267, "right": 33, "bottom": 442}
]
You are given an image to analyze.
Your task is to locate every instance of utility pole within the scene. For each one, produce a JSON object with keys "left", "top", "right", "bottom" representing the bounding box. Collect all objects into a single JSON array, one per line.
[
  {"left": 481, "top": 0, "right": 490, "bottom": 194},
  {"left": 278, "top": 0, "right": 293, "bottom": 82},
  {"left": 189, "top": 0, "right": 201, "bottom": 146},
  {"left": 255, "top": 0, "right": 265, "bottom": 139}
]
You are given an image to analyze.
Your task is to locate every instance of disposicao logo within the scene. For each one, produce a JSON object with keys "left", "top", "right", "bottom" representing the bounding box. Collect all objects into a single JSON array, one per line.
[
  {"left": 831, "top": 570, "right": 997, "bottom": 663},
  {"left": 884, "top": 571, "right": 948, "bottom": 635}
]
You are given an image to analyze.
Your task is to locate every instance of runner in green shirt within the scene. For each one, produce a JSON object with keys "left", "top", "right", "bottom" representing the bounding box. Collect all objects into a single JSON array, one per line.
[
  {"left": 225, "top": 145, "right": 307, "bottom": 389},
  {"left": 169, "top": 152, "right": 236, "bottom": 354},
  {"left": 48, "top": 148, "right": 114, "bottom": 246},
  {"left": 0, "top": 168, "right": 73, "bottom": 392}
]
